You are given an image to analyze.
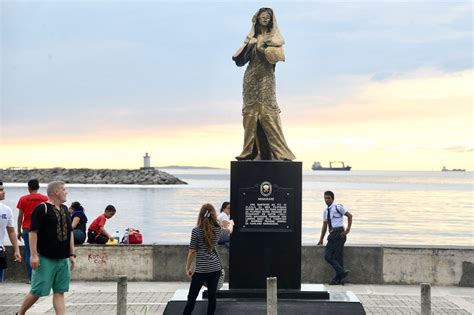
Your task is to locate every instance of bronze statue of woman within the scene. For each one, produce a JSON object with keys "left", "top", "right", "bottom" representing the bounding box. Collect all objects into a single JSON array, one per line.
[{"left": 233, "top": 8, "right": 296, "bottom": 161}]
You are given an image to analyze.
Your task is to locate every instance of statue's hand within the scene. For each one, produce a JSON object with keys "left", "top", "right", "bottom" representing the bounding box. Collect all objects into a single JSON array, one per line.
[
  {"left": 249, "top": 37, "right": 257, "bottom": 45},
  {"left": 264, "top": 38, "right": 273, "bottom": 46}
]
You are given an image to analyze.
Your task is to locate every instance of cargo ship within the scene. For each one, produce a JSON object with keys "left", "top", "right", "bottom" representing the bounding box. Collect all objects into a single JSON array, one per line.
[
  {"left": 312, "top": 161, "right": 351, "bottom": 171},
  {"left": 442, "top": 166, "right": 465, "bottom": 172}
]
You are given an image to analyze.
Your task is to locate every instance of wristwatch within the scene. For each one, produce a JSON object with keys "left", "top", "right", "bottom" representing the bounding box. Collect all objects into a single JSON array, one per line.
[{"left": 70, "top": 254, "right": 77, "bottom": 258}]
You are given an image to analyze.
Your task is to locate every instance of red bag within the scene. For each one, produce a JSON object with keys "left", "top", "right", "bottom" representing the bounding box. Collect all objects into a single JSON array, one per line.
[{"left": 128, "top": 230, "right": 143, "bottom": 244}]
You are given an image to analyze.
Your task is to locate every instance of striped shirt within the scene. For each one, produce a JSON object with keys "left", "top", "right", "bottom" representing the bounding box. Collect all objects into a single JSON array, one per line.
[{"left": 189, "top": 226, "right": 222, "bottom": 273}]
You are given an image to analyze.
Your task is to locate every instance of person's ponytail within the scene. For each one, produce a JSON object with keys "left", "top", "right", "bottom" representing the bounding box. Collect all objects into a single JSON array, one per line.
[{"left": 197, "top": 203, "right": 219, "bottom": 252}]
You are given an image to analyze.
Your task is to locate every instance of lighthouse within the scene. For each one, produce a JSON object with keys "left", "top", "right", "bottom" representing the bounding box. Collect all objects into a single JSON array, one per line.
[{"left": 143, "top": 153, "right": 151, "bottom": 169}]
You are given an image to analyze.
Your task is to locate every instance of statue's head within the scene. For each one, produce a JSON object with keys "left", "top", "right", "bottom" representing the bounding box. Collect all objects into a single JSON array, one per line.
[{"left": 255, "top": 8, "right": 274, "bottom": 34}]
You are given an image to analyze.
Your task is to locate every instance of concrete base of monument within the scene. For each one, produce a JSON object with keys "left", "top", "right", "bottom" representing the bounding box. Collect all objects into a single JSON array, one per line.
[{"left": 164, "top": 284, "right": 366, "bottom": 314}]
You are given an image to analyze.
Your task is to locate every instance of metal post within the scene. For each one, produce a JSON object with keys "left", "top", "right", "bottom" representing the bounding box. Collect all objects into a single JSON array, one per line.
[
  {"left": 267, "top": 277, "right": 277, "bottom": 315},
  {"left": 421, "top": 283, "right": 431, "bottom": 315},
  {"left": 117, "top": 275, "right": 128, "bottom": 315}
]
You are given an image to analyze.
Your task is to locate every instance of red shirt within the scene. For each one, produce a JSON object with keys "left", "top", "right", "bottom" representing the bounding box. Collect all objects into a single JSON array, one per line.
[
  {"left": 88, "top": 214, "right": 107, "bottom": 235},
  {"left": 17, "top": 193, "right": 49, "bottom": 229}
]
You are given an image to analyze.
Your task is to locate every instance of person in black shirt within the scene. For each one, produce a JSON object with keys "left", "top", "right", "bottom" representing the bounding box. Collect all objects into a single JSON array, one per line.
[
  {"left": 18, "top": 181, "right": 75, "bottom": 315},
  {"left": 69, "top": 201, "right": 88, "bottom": 245}
]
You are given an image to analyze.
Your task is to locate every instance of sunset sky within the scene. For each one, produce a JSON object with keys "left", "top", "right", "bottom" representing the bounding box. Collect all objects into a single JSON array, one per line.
[{"left": 1, "top": 1, "right": 472, "bottom": 170}]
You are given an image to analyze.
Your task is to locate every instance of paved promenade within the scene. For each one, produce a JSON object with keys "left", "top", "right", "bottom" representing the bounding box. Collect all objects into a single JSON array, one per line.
[{"left": 1, "top": 281, "right": 472, "bottom": 314}]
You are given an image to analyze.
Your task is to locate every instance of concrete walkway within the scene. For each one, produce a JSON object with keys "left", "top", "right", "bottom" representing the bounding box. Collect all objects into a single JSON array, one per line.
[{"left": 1, "top": 281, "right": 473, "bottom": 315}]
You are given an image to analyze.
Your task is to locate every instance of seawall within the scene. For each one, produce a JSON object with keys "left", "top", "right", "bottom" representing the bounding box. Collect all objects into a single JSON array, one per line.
[
  {"left": 4, "top": 244, "right": 473, "bottom": 286},
  {"left": 0, "top": 168, "right": 186, "bottom": 185}
]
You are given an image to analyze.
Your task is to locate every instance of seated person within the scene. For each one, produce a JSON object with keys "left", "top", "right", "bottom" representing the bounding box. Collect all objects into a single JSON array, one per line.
[
  {"left": 217, "top": 201, "right": 232, "bottom": 248},
  {"left": 69, "top": 201, "right": 88, "bottom": 245},
  {"left": 87, "top": 205, "right": 116, "bottom": 244}
]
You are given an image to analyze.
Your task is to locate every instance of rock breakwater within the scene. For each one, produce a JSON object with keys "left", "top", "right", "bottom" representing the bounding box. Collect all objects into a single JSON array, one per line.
[{"left": 0, "top": 168, "right": 187, "bottom": 185}]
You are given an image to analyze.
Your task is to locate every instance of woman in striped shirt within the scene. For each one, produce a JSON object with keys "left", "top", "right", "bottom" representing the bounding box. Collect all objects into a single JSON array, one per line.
[{"left": 183, "top": 203, "right": 233, "bottom": 315}]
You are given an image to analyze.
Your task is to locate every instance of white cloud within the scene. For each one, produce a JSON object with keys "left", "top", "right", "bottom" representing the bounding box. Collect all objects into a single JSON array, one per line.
[{"left": 283, "top": 2, "right": 472, "bottom": 43}]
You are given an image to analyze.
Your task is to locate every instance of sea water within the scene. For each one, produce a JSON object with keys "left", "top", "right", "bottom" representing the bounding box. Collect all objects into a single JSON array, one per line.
[{"left": 3, "top": 169, "right": 473, "bottom": 246}]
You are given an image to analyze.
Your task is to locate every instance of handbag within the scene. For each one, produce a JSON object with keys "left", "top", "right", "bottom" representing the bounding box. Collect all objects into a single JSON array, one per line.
[{"left": 128, "top": 230, "right": 143, "bottom": 244}]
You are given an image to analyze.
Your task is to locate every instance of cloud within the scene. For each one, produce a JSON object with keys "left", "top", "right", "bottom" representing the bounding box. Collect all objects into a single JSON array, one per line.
[
  {"left": 370, "top": 72, "right": 404, "bottom": 82},
  {"left": 284, "top": 1, "right": 472, "bottom": 44},
  {"left": 297, "top": 69, "right": 472, "bottom": 125},
  {"left": 1, "top": 2, "right": 472, "bottom": 170}
]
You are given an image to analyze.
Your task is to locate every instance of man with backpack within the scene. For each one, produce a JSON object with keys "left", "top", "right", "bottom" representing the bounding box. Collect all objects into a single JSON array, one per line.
[
  {"left": 0, "top": 181, "right": 22, "bottom": 282},
  {"left": 317, "top": 190, "right": 353, "bottom": 285},
  {"left": 18, "top": 181, "right": 75, "bottom": 315}
]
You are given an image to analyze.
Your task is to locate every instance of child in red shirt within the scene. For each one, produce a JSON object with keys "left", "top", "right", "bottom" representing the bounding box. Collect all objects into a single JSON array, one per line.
[{"left": 87, "top": 205, "right": 116, "bottom": 244}]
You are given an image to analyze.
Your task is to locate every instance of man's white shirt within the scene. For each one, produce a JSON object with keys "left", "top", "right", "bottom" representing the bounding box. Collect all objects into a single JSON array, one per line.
[
  {"left": 323, "top": 203, "right": 346, "bottom": 228},
  {"left": 0, "top": 203, "right": 14, "bottom": 248}
]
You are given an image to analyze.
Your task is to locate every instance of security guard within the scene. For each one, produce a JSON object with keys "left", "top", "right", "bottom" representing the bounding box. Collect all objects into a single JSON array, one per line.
[{"left": 317, "top": 191, "right": 353, "bottom": 284}]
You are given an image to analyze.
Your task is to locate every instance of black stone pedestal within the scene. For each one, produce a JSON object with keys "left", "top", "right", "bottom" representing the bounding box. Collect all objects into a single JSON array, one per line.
[
  {"left": 205, "top": 288, "right": 329, "bottom": 299},
  {"left": 230, "top": 161, "right": 302, "bottom": 290},
  {"left": 164, "top": 285, "right": 366, "bottom": 314},
  {"left": 163, "top": 160, "right": 365, "bottom": 314}
]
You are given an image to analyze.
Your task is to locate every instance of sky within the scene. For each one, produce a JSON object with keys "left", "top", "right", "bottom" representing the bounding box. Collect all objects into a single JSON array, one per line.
[{"left": 1, "top": 0, "right": 473, "bottom": 170}]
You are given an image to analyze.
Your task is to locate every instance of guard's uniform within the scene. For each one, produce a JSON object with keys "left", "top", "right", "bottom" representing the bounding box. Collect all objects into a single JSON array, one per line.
[{"left": 323, "top": 203, "right": 347, "bottom": 281}]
